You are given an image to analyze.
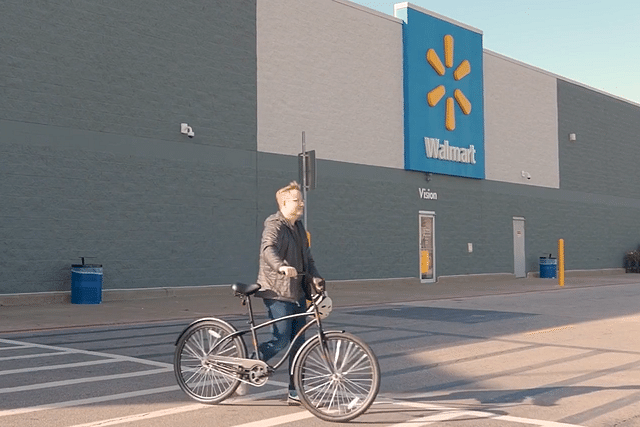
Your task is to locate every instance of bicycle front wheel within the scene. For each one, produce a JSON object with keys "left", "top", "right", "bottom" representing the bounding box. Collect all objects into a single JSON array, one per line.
[
  {"left": 293, "top": 331, "right": 380, "bottom": 422},
  {"left": 174, "top": 319, "right": 246, "bottom": 403}
]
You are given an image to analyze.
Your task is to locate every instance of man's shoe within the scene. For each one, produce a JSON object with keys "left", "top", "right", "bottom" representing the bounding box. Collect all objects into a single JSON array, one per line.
[{"left": 287, "top": 390, "right": 301, "bottom": 405}]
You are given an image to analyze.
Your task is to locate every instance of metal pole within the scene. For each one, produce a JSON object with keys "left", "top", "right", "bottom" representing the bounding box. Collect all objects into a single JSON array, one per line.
[{"left": 302, "top": 131, "right": 308, "bottom": 231}]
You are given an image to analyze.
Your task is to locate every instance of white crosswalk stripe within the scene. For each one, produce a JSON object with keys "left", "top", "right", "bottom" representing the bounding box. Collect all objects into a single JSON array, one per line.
[
  {"left": 0, "top": 367, "right": 171, "bottom": 394},
  {"left": 0, "top": 337, "right": 589, "bottom": 427},
  {"left": 65, "top": 387, "right": 298, "bottom": 427},
  {"left": 0, "top": 385, "right": 180, "bottom": 418}
]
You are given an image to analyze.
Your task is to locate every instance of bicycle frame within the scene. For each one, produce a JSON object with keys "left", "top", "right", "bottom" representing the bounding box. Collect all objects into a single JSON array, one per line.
[
  {"left": 174, "top": 281, "right": 379, "bottom": 422},
  {"left": 206, "top": 293, "right": 326, "bottom": 373}
]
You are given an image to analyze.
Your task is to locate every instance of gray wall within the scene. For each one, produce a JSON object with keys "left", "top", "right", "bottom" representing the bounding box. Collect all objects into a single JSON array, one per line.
[
  {"left": 0, "top": 0, "right": 258, "bottom": 294},
  {"left": 2, "top": 0, "right": 256, "bottom": 149},
  {"left": 3, "top": 1, "right": 640, "bottom": 295},
  {"left": 558, "top": 80, "right": 640, "bottom": 198},
  {"left": 257, "top": 148, "right": 640, "bottom": 281},
  {"left": 257, "top": 153, "right": 417, "bottom": 281}
]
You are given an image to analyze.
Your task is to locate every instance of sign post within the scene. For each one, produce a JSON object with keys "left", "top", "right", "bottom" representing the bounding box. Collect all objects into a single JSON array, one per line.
[
  {"left": 298, "top": 132, "right": 316, "bottom": 231},
  {"left": 302, "top": 132, "right": 308, "bottom": 231}
]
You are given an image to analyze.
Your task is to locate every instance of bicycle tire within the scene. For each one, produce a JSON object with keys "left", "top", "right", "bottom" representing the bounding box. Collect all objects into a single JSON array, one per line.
[
  {"left": 174, "top": 318, "right": 247, "bottom": 403},
  {"left": 292, "top": 331, "right": 380, "bottom": 422}
]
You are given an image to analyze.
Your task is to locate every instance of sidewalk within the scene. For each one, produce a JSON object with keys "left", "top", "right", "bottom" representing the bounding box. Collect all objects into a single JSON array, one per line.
[{"left": 1, "top": 272, "right": 639, "bottom": 333}]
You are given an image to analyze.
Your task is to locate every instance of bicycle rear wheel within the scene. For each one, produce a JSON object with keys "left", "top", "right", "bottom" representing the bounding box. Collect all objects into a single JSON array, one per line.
[
  {"left": 174, "top": 319, "right": 246, "bottom": 403},
  {"left": 292, "top": 331, "right": 380, "bottom": 422}
]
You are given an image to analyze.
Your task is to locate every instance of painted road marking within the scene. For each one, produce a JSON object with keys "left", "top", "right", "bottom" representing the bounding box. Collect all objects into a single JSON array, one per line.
[
  {"left": 389, "top": 410, "right": 491, "bottom": 426},
  {"left": 0, "top": 338, "right": 171, "bottom": 368},
  {"left": 0, "top": 367, "right": 171, "bottom": 394},
  {"left": 59, "top": 392, "right": 587, "bottom": 427},
  {"left": 0, "top": 345, "right": 31, "bottom": 351},
  {"left": 0, "top": 351, "right": 71, "bottom": 362},
  {"left": 66, "top": 383, "right": 293, "bottom": 427},
  {"left": 525, "top": 325, "right": 575, "bottom": 335},
  {"left": 391, "top": 399, "right": 585, "bottom": 427},
  {"left": 67, "top": 404, "right": 209, "bottom": 427},
  {"left": 0, "top": 338, "right": 589, "bottom": 426},
  {"left": 0, "top": 338, "right": 178, "bottom": 418},
  {"left": 0, "top": 386, "right": 180, "bottom": 418},
  {"left": 231, "top": 411, "right": 314, "bottom": 427},
  {"left": 496, "top": 415, "right": 587, "bottom": 427},
  {"left": 0, "top": 358, "right": 125, "bottom": 376}
]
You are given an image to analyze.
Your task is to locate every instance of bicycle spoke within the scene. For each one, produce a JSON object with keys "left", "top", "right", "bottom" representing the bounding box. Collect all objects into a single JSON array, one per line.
[
  {"left": 174, "top": 320, "right": 245, "bottom": 404},
  {"left": 294, "top": 332, "right": 380, "bottom": 422}
]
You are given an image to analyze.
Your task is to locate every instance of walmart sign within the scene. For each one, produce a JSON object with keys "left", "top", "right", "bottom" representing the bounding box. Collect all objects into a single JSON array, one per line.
[{"left": 397, "top": 5, "right": 485, "bottom": 179}]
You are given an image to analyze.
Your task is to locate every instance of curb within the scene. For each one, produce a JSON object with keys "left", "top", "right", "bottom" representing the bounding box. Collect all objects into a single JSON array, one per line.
[{"left": 0, "top": 269, "right": 632, "bottom": 307}]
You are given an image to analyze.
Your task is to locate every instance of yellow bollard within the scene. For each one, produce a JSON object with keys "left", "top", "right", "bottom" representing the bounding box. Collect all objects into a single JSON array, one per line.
[{"left": 558, "top": 238, "right": 565, "bottom": 287}]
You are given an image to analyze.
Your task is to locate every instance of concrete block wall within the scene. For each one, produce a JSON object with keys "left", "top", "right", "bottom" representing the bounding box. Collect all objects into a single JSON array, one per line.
[
  {"left": 0, "top": 121, "right": 260, "bottom": 293},
  {"left": 256, "top": 152, "right": 417, "bottom": 281},
  {"left": 4, "top": 0, "right": 640, "bottom": 296},
  {"left": 256, "top": 151, "right": 640, "bottom": 281},
  {"left": 558, "top": 80, "right": 640, "bottom": 198},
  {"left": 0, "top": 0, "right": 258, "bottom": 294},
  {"left": 1, "top": 0, "right": 256, "bottom": 149}
]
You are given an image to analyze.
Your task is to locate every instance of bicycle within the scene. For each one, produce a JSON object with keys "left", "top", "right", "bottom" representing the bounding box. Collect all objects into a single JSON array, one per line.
[{"left": 173, "top": 279, "right": 381, "bottom": 422}]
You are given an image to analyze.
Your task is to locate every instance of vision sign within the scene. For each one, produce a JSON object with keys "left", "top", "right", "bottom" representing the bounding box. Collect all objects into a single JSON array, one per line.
[{"left": 396, "top": 5, "right": 485, "bottom": 179}]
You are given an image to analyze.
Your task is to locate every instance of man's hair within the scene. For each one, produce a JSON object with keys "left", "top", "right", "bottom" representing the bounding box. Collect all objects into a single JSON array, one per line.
[{"left": 276, "top": 181, "right": 301, "bottom": 208}]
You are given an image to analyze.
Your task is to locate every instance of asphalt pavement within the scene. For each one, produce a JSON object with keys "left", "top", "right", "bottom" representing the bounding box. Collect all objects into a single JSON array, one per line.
[{"left": 2, "top": 271, "right": 639, "bottom": 333}]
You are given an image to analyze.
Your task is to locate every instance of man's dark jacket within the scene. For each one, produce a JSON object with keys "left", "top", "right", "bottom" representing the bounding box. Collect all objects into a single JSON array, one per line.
[{"left": 256, "top": 211, "right": 321, "bottom": 303}]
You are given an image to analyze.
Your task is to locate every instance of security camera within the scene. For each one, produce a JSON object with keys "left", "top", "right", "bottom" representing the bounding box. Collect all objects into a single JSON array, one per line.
[
  {"left": 527, "top": 175, "right": 531, "bottom": 180},
  {"left": 180, "top": 123, "right": 194, "bottom": 138}
]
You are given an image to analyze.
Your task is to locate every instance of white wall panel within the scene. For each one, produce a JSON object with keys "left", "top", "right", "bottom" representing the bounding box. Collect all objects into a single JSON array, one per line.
[
  {"left": 484, "top": 51, "right": 559, "bottom": 188},
  {"left": 257, "top": 0, "right": 404, "bottom": 169}
]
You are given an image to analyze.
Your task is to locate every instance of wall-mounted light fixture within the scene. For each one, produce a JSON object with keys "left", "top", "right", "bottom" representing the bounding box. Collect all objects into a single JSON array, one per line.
[
  {"left": 180, "top": 123, "right": 195, "bottom": 138},
  {"left": 569, "top": 133, "right": 576, "bottom": 142}
]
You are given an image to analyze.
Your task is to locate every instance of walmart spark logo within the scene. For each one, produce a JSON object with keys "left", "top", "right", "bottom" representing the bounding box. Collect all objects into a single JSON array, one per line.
[{"left": 425, "top": 35, "right": 472, "bottom": 131}]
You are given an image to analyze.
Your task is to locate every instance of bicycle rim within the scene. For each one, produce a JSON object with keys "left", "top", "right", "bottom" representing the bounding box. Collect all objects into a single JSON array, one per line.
[
  {"left": 174, "top": 319, "right": 246, "bottom": 403},
  {"left": 293, "top": 331, "right": 380, "bottom": 422}
]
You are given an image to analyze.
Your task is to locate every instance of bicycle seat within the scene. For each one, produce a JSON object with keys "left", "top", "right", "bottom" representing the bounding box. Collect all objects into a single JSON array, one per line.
[{"left": 232, "top": 282, "right": 261, "bottom": 296}]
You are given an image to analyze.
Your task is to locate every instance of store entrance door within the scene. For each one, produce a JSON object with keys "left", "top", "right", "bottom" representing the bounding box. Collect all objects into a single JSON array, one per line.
[
  {"left": 419, "top": 211, "right": 435, "bottom": 283},
  {"left": 513, "top": 217, "right": 526, "bottom": 278}
]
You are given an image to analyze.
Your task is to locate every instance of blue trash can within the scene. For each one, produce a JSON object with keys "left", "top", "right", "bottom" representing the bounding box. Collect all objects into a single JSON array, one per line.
[
  {"left": 71, "top": 264, "right": 103, "bottom": 304},
  {"left": 539, "top": 257, "right": 557, "bottom": 279}
]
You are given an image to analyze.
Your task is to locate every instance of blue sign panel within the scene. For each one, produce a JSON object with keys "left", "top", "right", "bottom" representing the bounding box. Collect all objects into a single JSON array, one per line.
[{"left": 399, "top": 6, "right": 485, "bottom": 179}]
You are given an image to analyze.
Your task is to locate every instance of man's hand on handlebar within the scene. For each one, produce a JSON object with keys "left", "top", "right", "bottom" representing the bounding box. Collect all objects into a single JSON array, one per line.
[
  {"left": 277, "top": 267, "right": 325, "bottom": 292},
  {"left": 278, "top": 265, "right": 298, "bottom": 278}
]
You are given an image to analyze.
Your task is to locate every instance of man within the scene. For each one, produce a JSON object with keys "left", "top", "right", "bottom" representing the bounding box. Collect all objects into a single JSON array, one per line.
[{"left": 256, "top": 181, "right": 324, "bottom": 404}]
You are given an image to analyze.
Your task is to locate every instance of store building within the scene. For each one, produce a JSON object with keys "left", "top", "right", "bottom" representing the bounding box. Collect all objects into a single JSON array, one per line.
[{"left": 2, "top": 0, "right": 639, "bottom": 296}]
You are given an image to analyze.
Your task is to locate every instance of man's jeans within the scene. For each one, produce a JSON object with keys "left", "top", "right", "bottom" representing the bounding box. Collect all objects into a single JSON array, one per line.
[{"left": 258, "top": 297, "right": 307, "bottom": 391}]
